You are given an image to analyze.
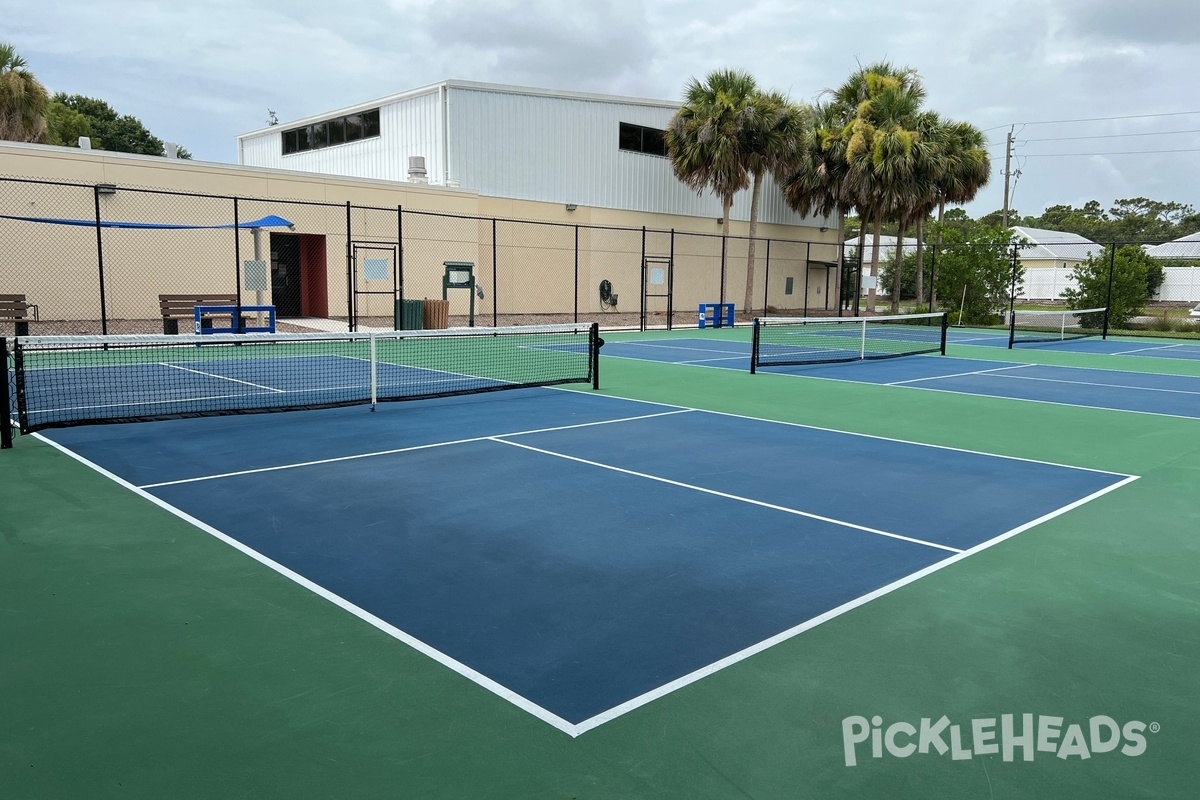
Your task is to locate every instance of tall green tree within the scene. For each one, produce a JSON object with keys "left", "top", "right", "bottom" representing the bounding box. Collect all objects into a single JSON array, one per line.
[
  {"left": 738, "top": 91, "right": 802, "bottom": 314},
  {"left": 51, "top": 93, "right": 190, "bottom": 157},
  {"left": 667, "top": 69, "right": 787, "bottom": 313},
  {"left": 45, "top": 99, "right": 92, "bottom": 147},
  {"left": 919, "top": 119, "right": 990, "bottom": 306},
  {"left": 0, "top": 42, "right": 49, "bottom": 143},
  {"left": 1062, "top": 244, "right": 1161, "bottom": 327},
  {"left": 831, "top": 62, "right": 926, "bottom": 313},
  {"left": 932, "top": 223, "right": 1019, "bottom": 325}
]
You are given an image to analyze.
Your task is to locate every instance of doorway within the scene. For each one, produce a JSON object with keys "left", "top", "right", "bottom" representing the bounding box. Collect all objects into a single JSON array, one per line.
[{"left": 271, "top": 233, "right": 303, "bottom": 317}]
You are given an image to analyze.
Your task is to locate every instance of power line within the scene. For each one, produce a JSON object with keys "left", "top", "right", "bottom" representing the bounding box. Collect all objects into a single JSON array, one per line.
[
  {"left": 1012, "top": 110, "right": 1200, "bottom": 127},
  {"left": 1020, "top": 148, "right": 1200, "bottom": 157},
  {"left": 1021, "top": 128, "right": 1200, "bottom": 143}
]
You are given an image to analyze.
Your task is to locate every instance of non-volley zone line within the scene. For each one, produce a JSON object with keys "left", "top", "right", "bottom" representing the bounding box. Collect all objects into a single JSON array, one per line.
[
  {"left": 137, "top": 409, "right": 696, "bottom": 488},
  {"left": 137, "top": 409, "right": 957, "bottom": 554}
]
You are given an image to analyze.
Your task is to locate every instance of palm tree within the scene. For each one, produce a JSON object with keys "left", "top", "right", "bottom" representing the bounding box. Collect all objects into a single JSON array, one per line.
[
  {"left": 837, "top": 64, "right": 926, "bottom": 312},
  {"left": 776, "top": 101, "right": 854, "bottom": 306},
  {"left": 666, "top": 70, "right": 756, "bottom": 236},
  {"left": 927, "top": 121, "right": 990, "bottom": 305},
  {"left": 738, "top": 91, "right": 799, "bottom": 314},
  {"left": 0, "top": 42, "right": 49, "bottom": 143},
  {"left": 668, "top": 69, "right": 790, "bottom": 313}
]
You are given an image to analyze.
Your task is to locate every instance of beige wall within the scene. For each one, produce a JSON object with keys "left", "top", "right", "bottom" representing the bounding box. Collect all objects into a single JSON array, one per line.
[{"left": 1, "top": 143, "right": 840, "bottom": 327}]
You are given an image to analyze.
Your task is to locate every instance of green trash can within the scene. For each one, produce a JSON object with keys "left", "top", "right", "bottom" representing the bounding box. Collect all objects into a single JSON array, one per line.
[{"left": 394, "top": 298, "right": 424, "bottom": 330}]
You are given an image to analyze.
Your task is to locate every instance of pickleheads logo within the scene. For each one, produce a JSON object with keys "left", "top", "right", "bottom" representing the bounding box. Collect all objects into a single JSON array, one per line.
[{"left": 842, "top": 714, "right": 1158, "bottom": 767}]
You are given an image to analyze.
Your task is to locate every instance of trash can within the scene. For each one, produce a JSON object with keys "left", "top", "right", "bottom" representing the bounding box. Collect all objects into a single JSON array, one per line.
[
  {"left": 394, "top": 298, "right": 424, "bottom": 330},
  {"left": 423, "top": 298, "right": 450, "bottom": 329}
]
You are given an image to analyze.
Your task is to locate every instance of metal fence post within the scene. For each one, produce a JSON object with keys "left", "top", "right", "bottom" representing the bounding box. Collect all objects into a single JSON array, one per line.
[
  {"left": 233, "top": 197, "right": 243, "bottom": 330},
  {"left": 491, "top": 218, "right": 498, "bottom": 327},
  {"left": 93, "top": 185, "right": 109, "bottom": 335},
  {"left": 345, "top": 201, "right": 354, "bottom": 331},
  {"left": 1103, "top": 242, "right": 1117, "bottom": 337}
]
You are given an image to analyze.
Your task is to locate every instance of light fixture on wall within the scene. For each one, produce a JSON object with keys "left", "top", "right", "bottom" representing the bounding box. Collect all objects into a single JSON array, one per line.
[
  {"left": 95, "top": 183, "right": 118, "bottom": 195},
  {"left": 716, "top": 217, "right": 724, "bottom": 224},
  {"left": 820, "top": 226, "right": 829, "bottom": 232},
  {"left": 565, "top": 203, "right": 577, "bottom": 211}
]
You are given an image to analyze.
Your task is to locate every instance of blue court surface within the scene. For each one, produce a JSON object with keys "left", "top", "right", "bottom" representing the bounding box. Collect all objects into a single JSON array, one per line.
[
  {"left": 41, "top": 388, "right": 1134, "bottom": 734},
  {"left": 945, "top": 327, "right": 1200, "bottom": 359},
  {"left": 603, "top": 338, "right": 1200, "bottom": 419}
]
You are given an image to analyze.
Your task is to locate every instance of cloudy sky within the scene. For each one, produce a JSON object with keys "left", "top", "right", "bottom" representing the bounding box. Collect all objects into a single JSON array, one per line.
[{"left": 6, "top": 0, "right": 1200, "bottom": 219}]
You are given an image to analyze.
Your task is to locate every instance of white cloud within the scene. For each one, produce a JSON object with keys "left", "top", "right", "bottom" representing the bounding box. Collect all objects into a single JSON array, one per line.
[{"left": 3, "top": 0, "right": 1199, "bottom": 215}]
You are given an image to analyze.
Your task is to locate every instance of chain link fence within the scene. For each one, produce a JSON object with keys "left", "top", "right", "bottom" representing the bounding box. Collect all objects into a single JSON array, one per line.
[{"left": 2, "top": 176, "right": 845, "bottom": 336}]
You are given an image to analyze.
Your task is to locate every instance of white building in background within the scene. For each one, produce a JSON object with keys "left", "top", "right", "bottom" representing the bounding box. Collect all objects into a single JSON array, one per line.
[
  {"left": 1009, "top": 226, "right": 1100, "bottom": 301},
  {"left": 236, "top": 80, "right": 824, "bottom": 229},
  {"left": 1144, "top": 231, "right": 1200, "bottom": 301}
]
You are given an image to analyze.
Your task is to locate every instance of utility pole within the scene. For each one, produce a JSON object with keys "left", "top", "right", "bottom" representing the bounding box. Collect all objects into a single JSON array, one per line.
[{"left": 1002, "top": 127, "right": 1014, "bottom": 228}]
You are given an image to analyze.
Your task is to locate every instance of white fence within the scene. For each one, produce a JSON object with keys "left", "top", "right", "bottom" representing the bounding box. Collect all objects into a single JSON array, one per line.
[
  {"left": 1156, "top": 266, "right": 1200, "bottom": 302},
  {"left": 1018, "top": 268, "right": 1077, "bottom": 301},
  {"left": 1019, "top": 266, "right": 1200, "bottom": 302}
]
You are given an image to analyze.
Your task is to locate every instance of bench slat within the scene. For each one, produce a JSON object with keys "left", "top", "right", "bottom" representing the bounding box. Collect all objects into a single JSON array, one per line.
[{"left": 0, "top": 294, "right": 30, "bottom": 320}]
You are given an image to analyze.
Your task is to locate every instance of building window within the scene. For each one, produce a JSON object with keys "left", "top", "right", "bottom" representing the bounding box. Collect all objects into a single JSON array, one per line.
[
  {"left": 282, "top": 107, "right": 381, "bottom": 155},
  {"left": 619, "top": 122, "right": 667, "bottom": 157}
]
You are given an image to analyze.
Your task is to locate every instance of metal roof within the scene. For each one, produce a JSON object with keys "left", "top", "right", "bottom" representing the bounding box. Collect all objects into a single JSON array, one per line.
[
  {"left": 1009, "top": 226, "right": 1100, "bottom": 259},
  {"left": 1144, "top": 230, "right": 1200, "bottom": 260}
]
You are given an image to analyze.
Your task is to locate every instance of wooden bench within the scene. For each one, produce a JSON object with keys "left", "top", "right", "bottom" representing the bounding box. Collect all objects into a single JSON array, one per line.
[
  {"left": 159, "top": 294, "right": 238, "bottom": 334},
  {"left": 0, "top": 294, "right": 37, "bottom": 336}
]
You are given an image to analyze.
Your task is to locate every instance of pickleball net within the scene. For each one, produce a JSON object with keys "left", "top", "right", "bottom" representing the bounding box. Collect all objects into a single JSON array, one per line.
[
  {"left": 9, "top": 323, "right": 600, "bottom": 434},
  {"left": 750, "top": 312, "right": 948, "bottom": 372},
  {"left": 1008, "top": 307, "right": 1108, "bottom": 347}
]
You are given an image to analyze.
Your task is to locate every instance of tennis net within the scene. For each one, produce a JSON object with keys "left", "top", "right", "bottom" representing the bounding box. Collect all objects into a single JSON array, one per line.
[
  {"left": 750, "top": 312, "right": 948, "bottom": 372},
  {"left": 1008, "top": 307, "right": 1107, "bottom": 347},
  {"left": 10, "top": 323, "right": 600, "bottom": 434}
]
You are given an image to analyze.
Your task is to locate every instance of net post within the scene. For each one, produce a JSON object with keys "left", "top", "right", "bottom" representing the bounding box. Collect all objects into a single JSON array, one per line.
[
  {"left": 1101, "top": 307, "right": 1110, "bottom": 339},
  {"left": 1007, "top": 305, "right": 1017, "bottom": 349},
  {"left": 750, "top": 319, "right": 759, "bottom": 374},
  {"left": 369, "top": 331, "right": 378, "bottom": 410},
  {"left": 940, "top": 312, "right": 948, "bottom": 355},
  {"left": 1, "top": 336, "right": 12, "bottom": 449},
  {"left": 13, "top": 338, "right": 27, "bottom": 435},
  {"left": 590, "top": 322, "right": 601, "bottom": 390},
  {"left": 859, "top": 320, "right": 867, "bottom": 360}
]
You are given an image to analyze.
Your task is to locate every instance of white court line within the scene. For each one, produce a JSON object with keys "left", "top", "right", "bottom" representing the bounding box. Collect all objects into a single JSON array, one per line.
[
  {"left": 616, "top": 341, "right": 746, "bottom": 356},
  {"left": 886, "top": 363, "right": 1033, "bottom": 385},
  {"left": 983, "top": 371, "right": 1200, "bottom": 396},
  {"left": 677, "top": 355, "right": 749, "bottom": 365},
  {"left": 570, "top": 473, "right": 1139, "bottom": 735},
  {"left": 743, "top": 360, "right": 1200, "bottom": 423},
  {"left": 161, "top": 362, "right": 286, "bottom": 393},
  {"left": 25, "top": 392, "right": 266, "bottom": 417},
  {"left": 491, "top": 437, "right": 961, "bottom": 554},
  {"left": 137, "top": 409, "right": 694, "bottom": 488},
  {"left": 947, "top": 333, "right": 1007, "bottom": 344},
  {"left": 1110, "top": 343, "right": 1188, "bottom": 356}
]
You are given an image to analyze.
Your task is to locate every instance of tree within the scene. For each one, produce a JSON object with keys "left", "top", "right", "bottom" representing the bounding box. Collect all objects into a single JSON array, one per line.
[
  {"left": 739, "top": 91, "right": 801, "bottom": 314},
  {"left": 51, "top": 93, "right": 190, "bottom": 158},
  {"left": 932, "top": 223, "right": 1018, "bottom": 325},
  {"left": 0, "top": 42, "right": 49, "bottom": 143},
  {"left": 777, "top": 101, "right": 855, "bottom": 297},
  {"left": 1062, "top": 244, "right": 1160, "bottom": 328},
  {"left": 666, "top": 69, "right": 780, "bottom": 313},
  {"left": 45, "top": 99, "right": 92, "bottom": 147},
  {"left": 830, "top": 62, "right": 926, "bottom": 313},
  {"left": 920, "top": 118, "right": 990, "bottom": 306}
]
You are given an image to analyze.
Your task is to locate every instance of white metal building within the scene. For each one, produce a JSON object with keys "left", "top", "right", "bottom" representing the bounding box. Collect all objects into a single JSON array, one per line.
[{"left": 236, "top": 80, "right": 820, "bottom": 228}]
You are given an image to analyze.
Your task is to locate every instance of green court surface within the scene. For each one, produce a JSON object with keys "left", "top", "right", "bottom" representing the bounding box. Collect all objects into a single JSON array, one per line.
[{"left": 3, "top": 328, "right": 1199, "bottom": 799}]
